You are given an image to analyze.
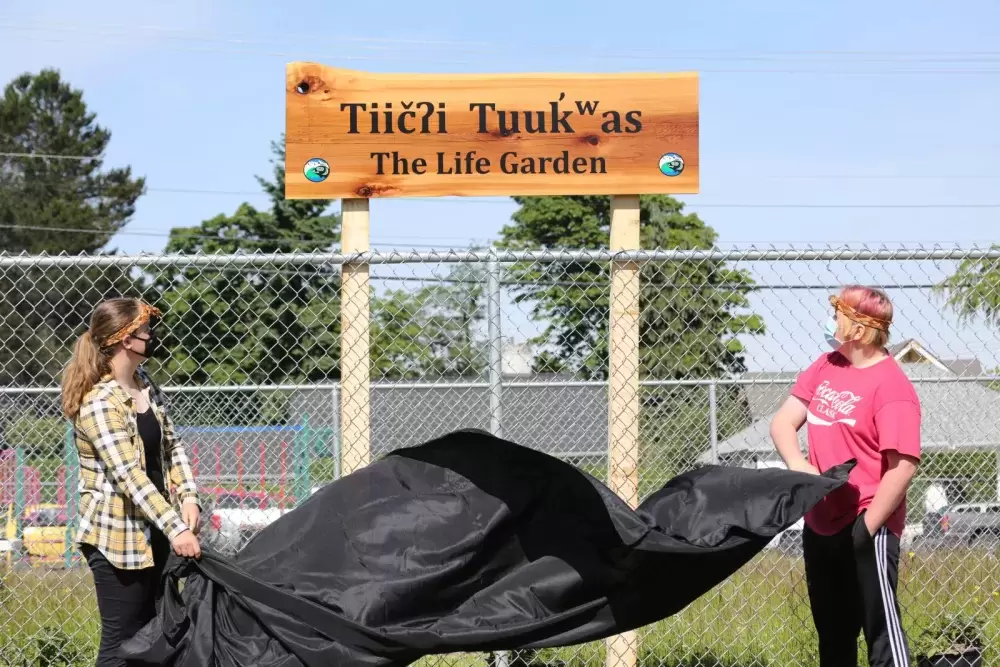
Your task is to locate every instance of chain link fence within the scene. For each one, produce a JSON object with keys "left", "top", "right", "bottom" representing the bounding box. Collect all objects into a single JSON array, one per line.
[{"left": 1, "top": 243, "right": 999, "bottom": 665}]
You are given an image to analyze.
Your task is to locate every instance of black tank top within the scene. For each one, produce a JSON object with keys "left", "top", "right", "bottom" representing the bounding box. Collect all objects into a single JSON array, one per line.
[{"left": 137, "top": 406, "right": 165, "bottom": 494}]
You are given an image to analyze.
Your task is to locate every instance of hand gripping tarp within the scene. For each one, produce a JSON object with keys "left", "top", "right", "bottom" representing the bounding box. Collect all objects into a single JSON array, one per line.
[{"left": 120, "top": 429, "right": 853, "bottom": 666}]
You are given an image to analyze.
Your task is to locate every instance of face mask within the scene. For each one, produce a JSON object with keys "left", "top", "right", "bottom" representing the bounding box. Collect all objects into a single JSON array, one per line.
[
  {"left": 132, "top": 330, "right": 161, "bottom": 359},
  {"left": 823, "top": 318, "right": 841, "bottom": 350}
]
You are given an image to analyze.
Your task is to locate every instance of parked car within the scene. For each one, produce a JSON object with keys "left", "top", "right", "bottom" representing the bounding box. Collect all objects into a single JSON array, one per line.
[
  {"left": 205, "top": 489, "right": 289, "bottom": 554},
  {"left": 2, "top": 503, "right": 75, "bottom": 565},
  {"left": 21, "top": 504, "right": 72, "bottom": 561},
  {"left": 0, "top": 504, "right": 22, "bottom": 565},
  {"left": 762, "top": 517, "right": 805, "bottom": 555},
  {"left": 0, "top": 535, "right": 22, "bottom": 561},
  {"left": 765, "top": 516, "right": 923, "bottom": 556},
  {"left": 936, "top": 502, "right": 1000, "bottom": 549}
]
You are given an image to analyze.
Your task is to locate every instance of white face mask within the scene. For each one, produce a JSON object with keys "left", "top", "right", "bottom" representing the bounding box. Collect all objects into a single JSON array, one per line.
[{"left": 824, "top": 317, "right": 842, "bottom": 350}]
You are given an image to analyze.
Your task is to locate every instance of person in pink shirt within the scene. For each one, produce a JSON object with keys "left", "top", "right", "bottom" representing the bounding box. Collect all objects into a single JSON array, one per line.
[{"left": 770, "top": 285, "right": 921, "bottom": 667}]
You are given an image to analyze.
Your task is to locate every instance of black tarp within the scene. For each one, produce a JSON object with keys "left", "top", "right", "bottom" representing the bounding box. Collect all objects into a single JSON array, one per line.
[{"left": 120, "top": 429, "right": 852, "bottom": 666}]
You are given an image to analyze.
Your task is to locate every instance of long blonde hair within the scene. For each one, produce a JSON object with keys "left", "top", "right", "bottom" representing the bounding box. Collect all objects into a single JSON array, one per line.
[{"left": 61, "top": 298, "right": 144, "bottom": 420}]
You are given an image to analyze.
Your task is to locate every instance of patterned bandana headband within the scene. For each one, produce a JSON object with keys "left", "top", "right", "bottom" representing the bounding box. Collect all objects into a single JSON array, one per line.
[
  {"left": 100, "top": 302, "right": 163, "bottom": 349},
  {"left": 828, "top": 295, "right": 890, "bottom": 332}
]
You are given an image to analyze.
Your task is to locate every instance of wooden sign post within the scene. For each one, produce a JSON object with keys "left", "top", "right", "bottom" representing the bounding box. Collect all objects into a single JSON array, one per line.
[
  {"left": 606, "top": 194, "right": 641, "bottom": 667},
  {"left": 285, "top": 63, "right": 699, "bottom": 667},
  {"left": 339, "top": 197, "right": 371, "bottom": 476}
]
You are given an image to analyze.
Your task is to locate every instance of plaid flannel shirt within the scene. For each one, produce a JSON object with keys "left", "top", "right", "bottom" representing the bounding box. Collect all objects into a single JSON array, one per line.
[{"left": 74, "top": 367, "right": 199, "bottom": 569}]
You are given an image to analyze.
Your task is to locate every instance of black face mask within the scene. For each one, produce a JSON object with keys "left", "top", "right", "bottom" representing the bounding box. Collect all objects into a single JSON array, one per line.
[{"left": 133, "top": 330, "right": 161, "bottom": 359}]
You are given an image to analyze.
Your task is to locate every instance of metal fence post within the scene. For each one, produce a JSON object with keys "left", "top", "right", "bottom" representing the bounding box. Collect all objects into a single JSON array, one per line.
[
  {"left": 995, "top": 448, "right": 1000, "bottom": 502},
  {"left": 332, "top": 385, "right": 341, "bottom": 480},
  {"left": 64, "top": 421, "right": 78, "bottom": 568},
  {"left": 295, "top": 414, "right": 312, "bottom": 506},
  {"left": 487, "top": 251, "right": 503, "bottom": 440},
  {"left": 709, "top": 381, "right": 719, "bottom": 465},
  {"left": 486, "top": 252, "right": 509, "bottom": 667},
  {"left": 14, "top": 445, "right": 24, "bottom": 565}
]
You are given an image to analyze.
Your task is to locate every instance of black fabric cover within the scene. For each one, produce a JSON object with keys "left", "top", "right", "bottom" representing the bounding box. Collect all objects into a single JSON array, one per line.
[{"left": 119, "top": 429, "right": 852, "bottom": 666}]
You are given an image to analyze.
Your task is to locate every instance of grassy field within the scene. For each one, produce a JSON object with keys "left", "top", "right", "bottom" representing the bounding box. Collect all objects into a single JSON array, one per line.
[{"left": 2, "top": 548, "right": 998, "bottom": 667}]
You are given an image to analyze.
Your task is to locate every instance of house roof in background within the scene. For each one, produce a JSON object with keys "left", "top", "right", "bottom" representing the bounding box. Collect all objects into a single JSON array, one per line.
[
  {"left": 709, "top": 341, "right": 999, "bottom": 463},
  {"left": 741, "top": 339, "right": 985, "bottom": 422}
]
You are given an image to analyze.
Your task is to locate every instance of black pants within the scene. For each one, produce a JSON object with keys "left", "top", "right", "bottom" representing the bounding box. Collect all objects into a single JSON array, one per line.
[
  {"left": 81, "top": 529, "right": 171, "bottom": 667},
  {"left": 803, "top": 512, "right": 910, "bottom": 667}
]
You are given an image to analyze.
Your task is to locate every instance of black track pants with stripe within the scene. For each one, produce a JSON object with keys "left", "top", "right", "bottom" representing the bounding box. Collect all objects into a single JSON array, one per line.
[{"left": 802, "top": 511, "right": 910, "bottom": 667}]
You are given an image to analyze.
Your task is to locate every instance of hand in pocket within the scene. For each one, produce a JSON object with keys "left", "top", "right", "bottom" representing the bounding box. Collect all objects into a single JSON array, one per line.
[{"left": 852, "top": 512, "right": 873, "bottom": 551}]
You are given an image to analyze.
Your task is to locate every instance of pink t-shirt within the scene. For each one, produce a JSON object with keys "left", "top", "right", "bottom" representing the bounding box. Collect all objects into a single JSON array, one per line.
[{"left": 790, "top": 351, "right": 922, "bottom": 537}]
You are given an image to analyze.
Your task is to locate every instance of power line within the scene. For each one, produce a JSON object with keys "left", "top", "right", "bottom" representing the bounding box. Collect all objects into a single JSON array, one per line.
[
  {"left": 0, "top": 222, "right": 493, "bottom": 248},
  {"left": 1, "top": 221, "right": 994, "bottom": 257},
  {"left": 4, "top": 29, "right": 1000, "bottom": 74},
  {"left": 0, "top": 21, "right": 496, "bottom": 50},
  {"left": 136, "top": 189, "right": 512, "bottom": 202},
  {"left": 0, "top": 151, "right": 102, "bottom": 162},
  {"left": 751, "top": 174, "right": 1000, "bottom": 180},
  {"left": 6, "top": 155, "right": 1000, "bottom": 183},
  {"left": 2, "top": 195, "right": 1000, "bottom": 212},
  {"left": 0, "top": 243, "right": 980, "bottom": 293},
  {"left": 5, "top": 22, "right": 1000, "bottom": 65},
  {"left": 683, "top": 203, "right": 1000, "bottom": 209},
  {"left": 3, "top": 157, "right": 1000, "bottom": 207},
  {"left": 3, "top": 158, "right": 1000, "bottom": 205}
]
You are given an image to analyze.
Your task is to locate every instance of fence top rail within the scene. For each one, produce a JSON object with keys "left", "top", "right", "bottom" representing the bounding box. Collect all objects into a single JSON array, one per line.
[
  {"left": 3, "top": 375, "right": 999, "bottom": 395},
  {"left": 2, "top": 245, "right": 1000, "bottom": 268}
]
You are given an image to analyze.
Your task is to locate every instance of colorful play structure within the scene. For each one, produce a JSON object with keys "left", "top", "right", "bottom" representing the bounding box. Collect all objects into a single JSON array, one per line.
[{"left": 0, "top": 417, "right": 337, "bottom": 567}]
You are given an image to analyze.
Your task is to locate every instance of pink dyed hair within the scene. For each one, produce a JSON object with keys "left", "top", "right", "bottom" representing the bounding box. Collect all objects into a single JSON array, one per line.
[{"left": 837, "top": 285, "right": 893, "bottom": 346}]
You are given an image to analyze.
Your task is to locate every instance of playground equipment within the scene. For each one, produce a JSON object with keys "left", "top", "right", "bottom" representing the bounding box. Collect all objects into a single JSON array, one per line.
[{"left": 0, "top": 414, "right": 337, "bottom": 567}]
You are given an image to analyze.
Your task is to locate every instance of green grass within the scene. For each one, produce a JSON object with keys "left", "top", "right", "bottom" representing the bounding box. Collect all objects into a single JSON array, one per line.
[{"left": 2, "top": 549, "right": 998, "bottom": 666}]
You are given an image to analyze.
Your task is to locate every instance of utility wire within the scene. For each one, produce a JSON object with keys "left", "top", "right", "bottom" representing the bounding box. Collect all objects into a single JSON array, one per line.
[
  {"left": 0, "top": 151, "right": 103, "bottom": 162},
  {"left": 675, "top": 203, "right": 1000, "bottom": 209},
  {"left": 5, "top": 22, "right": 1000, "bottom": 64},
  {"left": 1, "top": 190, "right": 999, "bottom": 209},
  {"left": 4, "top": 30, "right": 1000, "bottom": 74},
  {"left": 3, "top": 157, "right": 1000, "bottom": 206},
  {"left": 0, "top": 222, "right": 492, "bottom": 248},
  {"left": 4, "top": 153, "right": 1000, "bottom": 183}
]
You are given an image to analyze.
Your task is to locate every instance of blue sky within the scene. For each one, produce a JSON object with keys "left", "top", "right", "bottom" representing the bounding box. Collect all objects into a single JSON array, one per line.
[{"left": 2, "top": 1, "right": 999, "bottom": 372}]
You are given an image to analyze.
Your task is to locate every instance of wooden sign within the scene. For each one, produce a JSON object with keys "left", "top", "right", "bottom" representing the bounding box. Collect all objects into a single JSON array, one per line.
[{"left": 284, "top": 63, "right": 698, "bottom": 200}]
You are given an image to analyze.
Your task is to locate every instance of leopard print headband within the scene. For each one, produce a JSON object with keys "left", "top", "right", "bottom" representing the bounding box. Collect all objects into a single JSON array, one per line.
[
  {"left": 829, "top": 295, "right": 890, "bottom": 332},
  {"left": 100, "top": 302, "right": 163, "bottom": 349}
]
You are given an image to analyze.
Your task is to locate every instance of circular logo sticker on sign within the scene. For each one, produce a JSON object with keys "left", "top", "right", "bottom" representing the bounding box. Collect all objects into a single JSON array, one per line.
[
  {"left": 304, "top": 158, "right": 331, "bottom": 183},
  {"left": 658, "top": 153, "right": 684, "bottom": 177}
]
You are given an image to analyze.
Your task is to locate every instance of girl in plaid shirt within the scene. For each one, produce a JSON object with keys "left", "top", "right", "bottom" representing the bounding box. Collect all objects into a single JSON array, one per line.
[{"left": 61, "top": 298, "right": 201, "bottom": 666}]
